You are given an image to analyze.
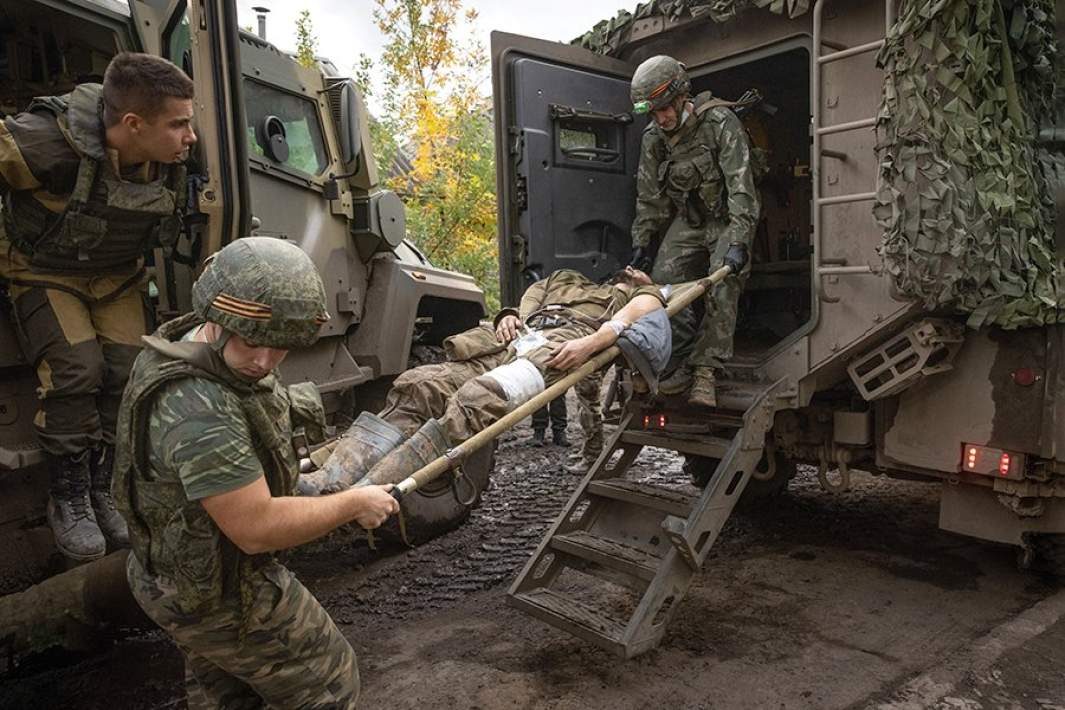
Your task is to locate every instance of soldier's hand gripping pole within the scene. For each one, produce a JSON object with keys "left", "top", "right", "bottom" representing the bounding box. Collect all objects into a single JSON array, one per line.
[{"left": 388, "top": 264, "right": 736, "bottom": 502}]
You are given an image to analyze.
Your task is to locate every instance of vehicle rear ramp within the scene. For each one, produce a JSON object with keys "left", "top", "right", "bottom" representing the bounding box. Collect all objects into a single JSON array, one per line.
[{"left": 508, "top": 377, "right": 788, "bottom": 657}]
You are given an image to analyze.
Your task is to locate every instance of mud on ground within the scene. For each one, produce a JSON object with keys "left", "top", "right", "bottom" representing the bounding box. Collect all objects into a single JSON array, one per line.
[{"left": 2, "top": 402, "right": 1064, "bottom": 709}]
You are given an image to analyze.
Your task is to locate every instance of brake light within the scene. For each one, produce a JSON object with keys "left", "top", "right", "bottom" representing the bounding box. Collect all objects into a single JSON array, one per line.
[
  {"left": 642, "top": 413, "right": 668, "bottom": 429},
  {"left": 961, "top": 444, "right": 1023, "bottom": 480}
]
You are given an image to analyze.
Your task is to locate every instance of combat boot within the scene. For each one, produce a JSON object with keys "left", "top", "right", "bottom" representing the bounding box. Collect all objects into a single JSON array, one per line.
[
  {"left": 89, "top": 444, "right": 129, "bottom": 548},
  {"left": 552, "top": 429, "right": 570, "bottom": 447},
  {"left": 46, "top": 451, "right": 106, "bottom": 562},
  {"left": 530, "top": 429, "right": 546, "bottom": 447},
  {"left": 688, "top": 367, "right": 717, "bottom": 408},
  {"left": 360, "top": 418, "right": 450, "bottom": 487},
  {"left": 300, "top": 412, "right": 406, "bottom": 495},
  {"left": 563, "top": 451, "right": 594, "bottom": 475},
  {"left": 658, "top": 365, "right": 693, "bottom": 396}
]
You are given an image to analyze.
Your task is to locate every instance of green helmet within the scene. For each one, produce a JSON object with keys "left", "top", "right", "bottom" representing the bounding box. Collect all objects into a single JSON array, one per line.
[
  {"left": 191, "top": 237, "right": 329, "bottom": 349},
  {"left": 630, "top": 55, "right": 690, "bottom": 115}
]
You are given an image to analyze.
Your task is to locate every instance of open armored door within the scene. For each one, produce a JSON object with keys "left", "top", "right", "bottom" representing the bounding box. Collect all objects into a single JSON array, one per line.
[
  {"left": 491, "top": 32, "right": 641, "bottom": 306},
  {"left": 130, "top": 0, "right": 251, "bottom": 264},
  {"left": 128, "top": 0, "right": 251, "bottom": 315}
]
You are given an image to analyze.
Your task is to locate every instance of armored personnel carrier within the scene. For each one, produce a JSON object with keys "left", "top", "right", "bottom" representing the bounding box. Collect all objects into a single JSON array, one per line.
[
  {"left": 492, "top": 0, "right": 1065, "bottom": 656},
  {"left": 0, "top": 0, "right": 491, "bottom": 590}
]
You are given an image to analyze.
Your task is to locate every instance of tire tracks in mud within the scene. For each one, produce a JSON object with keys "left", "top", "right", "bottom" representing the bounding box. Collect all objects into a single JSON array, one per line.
[{"left": 314, "top": 423, "right": 689, "bottom": 627}]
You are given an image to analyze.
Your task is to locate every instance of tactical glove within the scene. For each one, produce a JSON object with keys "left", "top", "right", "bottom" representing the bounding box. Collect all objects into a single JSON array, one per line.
[
  {"left": 722, "top": 242, "right": 749, "bottom": 274},
  {"left": 629, "top": 246, "right": 653, "bottom": 273}
]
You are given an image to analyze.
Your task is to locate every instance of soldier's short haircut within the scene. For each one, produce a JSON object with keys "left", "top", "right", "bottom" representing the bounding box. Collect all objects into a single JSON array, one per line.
[
  {"left": 102, "top": 52, "right": 194, "bottom": 127},
  {"left": 606, "top": 270, "right": 638, "bottom": 287}
]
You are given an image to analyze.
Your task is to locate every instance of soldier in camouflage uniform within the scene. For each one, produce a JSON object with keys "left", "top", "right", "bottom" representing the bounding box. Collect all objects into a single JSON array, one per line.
[
  {"left": 0, "top": 53, "right": 197, "bottom": 561},
  {"left": 629, "top": 55, "right": 757, "bottom": 407},
  {"left": 113, "top": 238, "right": 399, "bottom": 709},
  {"left": 303, "top": 268, "right": 664, "bottom": 493}
]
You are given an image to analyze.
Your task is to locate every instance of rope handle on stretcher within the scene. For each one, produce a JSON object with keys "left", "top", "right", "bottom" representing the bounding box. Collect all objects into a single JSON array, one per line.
[{"left": 388, "top": 264, "right": 735, "bottom": 503}]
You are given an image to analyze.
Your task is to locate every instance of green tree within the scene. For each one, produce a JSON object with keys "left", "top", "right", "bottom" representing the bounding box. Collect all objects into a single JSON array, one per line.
[
  {"left": 365, "top": 0, "right": 499, "bottom": 311},
  {"left": 294, "top": 9, "right": 317, "bottom": 68}
]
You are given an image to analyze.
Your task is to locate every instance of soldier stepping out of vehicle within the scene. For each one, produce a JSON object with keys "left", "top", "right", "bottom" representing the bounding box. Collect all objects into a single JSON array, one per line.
[
  {"left": 0, "top": 53, "right": 197, "bottom": 561},
  {"left": 628, "top": 55, "right": 757, "bottom": 407}
]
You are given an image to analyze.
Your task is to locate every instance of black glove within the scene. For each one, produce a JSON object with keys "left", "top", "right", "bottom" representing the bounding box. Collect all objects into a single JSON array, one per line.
[
  {"left": 629, "top": 246, "right": 653, "bottom": 273},
  {"left": 722, "top": 242, "right": 749, "bottom": 274}
]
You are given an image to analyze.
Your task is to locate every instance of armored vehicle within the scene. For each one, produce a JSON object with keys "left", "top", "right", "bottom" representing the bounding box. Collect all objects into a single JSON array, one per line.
[
  {"left": 492, "top": 0, "right": 1065, "bottom": 656},
  {"left": 0, "top": 0, "right": 489, "bottom": 589}
]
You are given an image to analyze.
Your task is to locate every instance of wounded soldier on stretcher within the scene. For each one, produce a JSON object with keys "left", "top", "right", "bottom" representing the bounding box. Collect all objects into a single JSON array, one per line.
[{"left": 299, "top": 266, "right": 672, "bottom": 495}]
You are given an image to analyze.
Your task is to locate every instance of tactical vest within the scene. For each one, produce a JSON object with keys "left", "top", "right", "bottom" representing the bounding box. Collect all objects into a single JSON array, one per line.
[
  {"left": 3, "top": 84, "right": 187, "bottom": 272},
  {"left": 112, "top": 313, "right": 319, "bottom": 617}
]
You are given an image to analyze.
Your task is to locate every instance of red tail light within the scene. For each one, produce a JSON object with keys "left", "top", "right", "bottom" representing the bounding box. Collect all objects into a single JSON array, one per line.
[{"left": 961, "top": 444, "right": 1023, "bottom": 480}]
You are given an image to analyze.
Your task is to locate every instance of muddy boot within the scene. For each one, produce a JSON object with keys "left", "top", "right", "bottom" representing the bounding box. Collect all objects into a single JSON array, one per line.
[
  {"left": 688, "top": 367, "right": 717, "bottom": 408},
  {"left": 552, "top": 429, "right": 571, "bottom": 448},
  {"left": 359, "top": 418, "right": 450, "bottom": 487},
  {"left": 563, "top": 451, "right": 594, "bottom": 475},
  {"left": 46, "top": 451, "right": 106, "bottom": 562},
  {"left": 300, "top": 412, "right": 406, "bottom": 495},
  {"left": 89, "top": 445, "right": 129, "bottom": 548},
  {"left": 658, "top": 364, "right": 693, "bottom": 396},
  {"left": 530, "top": 429, "right": 546, "bottom": 447}
]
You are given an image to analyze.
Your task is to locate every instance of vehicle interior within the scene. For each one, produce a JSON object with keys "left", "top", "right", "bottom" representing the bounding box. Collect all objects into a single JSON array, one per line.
[
  {"left": 689, "top": 45, "right": 812, "bottom": 360},
  {"left": 0, "top": 1, "right": 126, "bottom": 115}
]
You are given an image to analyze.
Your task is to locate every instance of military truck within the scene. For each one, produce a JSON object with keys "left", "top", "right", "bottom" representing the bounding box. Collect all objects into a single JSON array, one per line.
[
  {"left": 492, "top": 0, "right": 1065, "bottom": 657},
  {"left": 0, "top": 0, "right": 490, "bottom": 588}
]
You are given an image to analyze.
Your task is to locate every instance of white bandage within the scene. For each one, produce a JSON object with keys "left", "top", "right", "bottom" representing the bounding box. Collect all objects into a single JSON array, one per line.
[
  {"left": 604, "top": 319, "right": 626, "bottom": 337},
  {"left": 481, "top": 358, "right": 545, "bottom": 410}
]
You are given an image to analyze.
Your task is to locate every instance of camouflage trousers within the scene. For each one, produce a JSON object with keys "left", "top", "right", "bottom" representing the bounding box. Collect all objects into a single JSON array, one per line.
[
  {"left": 128, "top": 555, "right": 359, "bottom": 709},
  {"left": 0, "top": 245, "right": 147, "bottom": 455},
  {"left": 651, "top": 215, "right": 748, "bottom": 369},
  {"left": 380, "top": 322, "right": 602, "bottom": 445}
]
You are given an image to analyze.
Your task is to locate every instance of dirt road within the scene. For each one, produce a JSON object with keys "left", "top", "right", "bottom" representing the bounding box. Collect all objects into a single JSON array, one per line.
[{"left": 2, "top": 411, "right": 1064, "bottom": 709}]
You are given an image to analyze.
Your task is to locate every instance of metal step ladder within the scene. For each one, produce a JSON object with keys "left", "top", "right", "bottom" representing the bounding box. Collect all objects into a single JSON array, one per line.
[{"left": 507, "top": 377, "right": 787, "bottom": 658}]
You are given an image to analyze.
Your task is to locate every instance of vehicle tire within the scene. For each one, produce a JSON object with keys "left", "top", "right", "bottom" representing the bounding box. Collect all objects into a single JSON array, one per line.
[
  {"left": 1025, "top": 533, "right": 1065, "bottom": 578},
  {"left": 683, "top": 448, "right": 796, "bottom": 509},
  {"left": 377, "top": 439, "right": 497, "bottom": 545}
]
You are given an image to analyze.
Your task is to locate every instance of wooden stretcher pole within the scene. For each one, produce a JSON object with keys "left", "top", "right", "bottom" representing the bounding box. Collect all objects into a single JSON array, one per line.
[{"left": 391, "top": 265, "right": 734, "bottom": 499}]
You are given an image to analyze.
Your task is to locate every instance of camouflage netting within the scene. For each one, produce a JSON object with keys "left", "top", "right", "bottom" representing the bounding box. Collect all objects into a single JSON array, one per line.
[
  {"left": 573, "top": 0, "right": 810, "bottom": 55},
  {"left": 875, "top": 0, "right": 1064, "bottom": 328}
]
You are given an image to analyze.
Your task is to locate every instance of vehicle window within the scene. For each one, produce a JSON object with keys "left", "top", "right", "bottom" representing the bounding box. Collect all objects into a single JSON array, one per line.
[
  {"left": 243, "top": 79, "right": 328, "bottom": 176},
  {"left": 164, "top": 5, "right": 193, "bottom": 78}
]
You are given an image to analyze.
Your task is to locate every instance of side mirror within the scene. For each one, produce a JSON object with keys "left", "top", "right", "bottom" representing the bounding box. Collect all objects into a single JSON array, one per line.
[
  {"left": 338, "top": 80, "right": 363, "bottom": 166},
  {"left": 256, "top": 115, "right": 289, "bottom": 163}
]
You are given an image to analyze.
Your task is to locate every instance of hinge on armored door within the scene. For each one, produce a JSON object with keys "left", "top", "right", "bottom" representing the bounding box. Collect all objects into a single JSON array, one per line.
[
  {"left": 511, "top": 234, "right": 527, "bottom": 268},
  {"left": 514, "top": 174, "right": 528, "bottom": 212}
]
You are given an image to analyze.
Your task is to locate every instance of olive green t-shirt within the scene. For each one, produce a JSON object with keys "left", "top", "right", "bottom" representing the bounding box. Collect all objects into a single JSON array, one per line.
[{"left": 146, "top": 376, "right": 264, "bottom": 501}]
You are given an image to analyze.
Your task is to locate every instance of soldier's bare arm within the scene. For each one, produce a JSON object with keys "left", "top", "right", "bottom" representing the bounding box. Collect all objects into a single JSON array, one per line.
[
  {"left": 710, "top": 108, "right": 761, "bottom": 250},
  {"left": 547, "top": 293, "right": 663, "bottom": 370},
  {"left": 200, "top": 476, "right": 399, "bottom": 555}
]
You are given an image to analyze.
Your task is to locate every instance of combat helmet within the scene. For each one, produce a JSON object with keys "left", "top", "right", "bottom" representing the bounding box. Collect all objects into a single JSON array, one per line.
[
  {"left": 631, "top": 55, "right": 691, "bottom": 114},
  {"left": 191, "top": 237, "right": 329, "bottom": 349}
]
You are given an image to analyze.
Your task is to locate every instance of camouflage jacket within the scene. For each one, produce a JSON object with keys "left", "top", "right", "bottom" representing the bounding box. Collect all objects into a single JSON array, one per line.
[
  {"left": 493, "top": 269, "right": 667, "bottom": 330},
  {"left": 113, "top": 313, "right": 323, "bottom": 617},
  {"left": 631, "top": 94, "right": 760, "bottom": 249},
  {"left": 0, "top": 83, "right": 185, "bottom": 272}
]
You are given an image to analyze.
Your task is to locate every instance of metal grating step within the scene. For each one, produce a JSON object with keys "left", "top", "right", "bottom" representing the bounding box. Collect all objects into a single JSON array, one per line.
[
  {"left": 587, "top": 479, "right": 694, "bottom": 517},
  {"left": 551, "top": 531, "right": 661, "bottom": 582},
  {"left": 620, "top": 430, "right": 732, "bottom": 458},
  {"left": 509, "top": 587, "right": 627, "bottom": 651}
]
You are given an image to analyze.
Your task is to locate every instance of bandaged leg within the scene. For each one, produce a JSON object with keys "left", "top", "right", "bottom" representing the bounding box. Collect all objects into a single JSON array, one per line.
[
  {"left": 359, "top": 418, "right": 451, "bottom": 487},
  {"left": 438, "top": 358, "right": 546, "bottom": 442}
]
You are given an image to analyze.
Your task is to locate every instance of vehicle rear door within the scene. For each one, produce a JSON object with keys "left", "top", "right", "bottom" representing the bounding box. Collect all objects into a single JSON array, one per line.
[{"left": 491, "top": 32, "right": 640, "bottom": 306}]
